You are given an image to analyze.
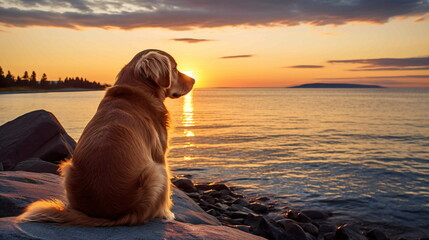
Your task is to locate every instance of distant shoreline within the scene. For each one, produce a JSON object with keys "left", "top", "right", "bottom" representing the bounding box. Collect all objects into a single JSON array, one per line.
[{"left": 0, "top": 88, "right": 106, "bottom": 95}]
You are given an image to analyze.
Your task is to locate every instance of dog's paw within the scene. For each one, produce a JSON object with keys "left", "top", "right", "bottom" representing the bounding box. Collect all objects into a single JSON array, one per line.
[{"left": 164, "top": 211, "right": 175, "bottom": 220}]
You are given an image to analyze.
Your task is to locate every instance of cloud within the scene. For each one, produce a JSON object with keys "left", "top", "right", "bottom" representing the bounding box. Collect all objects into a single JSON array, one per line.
[
  {"left": 220, "top": 55, "right": 253, "bottom": 59},
  {"left": 0, "top": 0, "right": 428, "bottom": 30},
  {"left": 171, "top": 38, "right": 214, "bottom": 43},
  {"left": 318, "top": 75, "right": 429, "bottom": 80},
  {"left": 328, "top": 56, "right": 429, "bottom": 71},
  {"left": 286, "top": 65, "right": 324, "bottom": 68}
]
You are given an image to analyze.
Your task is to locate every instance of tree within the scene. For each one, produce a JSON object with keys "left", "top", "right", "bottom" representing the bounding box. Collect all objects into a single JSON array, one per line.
[
  {"left": 30, "top": 71, "right": 37, "bottom": 86},
  {"left": 0, "top": 66, "right": 4, "bottom": 81},
  {"left": 22, "top": 71, "right": 29, "bottom": 81},
  {"left": 40, "top": 73, "right": 48, "bottom": 87},
  {"left": 5, "top": 71, "right": 15, "bottom": 87},
  {"left": 0, "top": 66, "right": 5, "bottom": 87},
  {"left": 16, "top": 76, "right": 22, "bottom": 86}
]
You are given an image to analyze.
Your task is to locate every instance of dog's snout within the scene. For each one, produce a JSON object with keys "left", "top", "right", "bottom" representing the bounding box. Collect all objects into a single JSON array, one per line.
[{"left": 190, "top": 78, "right": 195, "bottom": 85}]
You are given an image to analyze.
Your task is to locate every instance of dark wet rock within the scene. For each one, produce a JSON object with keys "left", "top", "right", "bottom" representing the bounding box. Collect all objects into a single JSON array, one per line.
[
  {"left": 278, "top": 220, "right": 308, "bottom": 240},
  {"left": 12, "top": 158, "right": 59, "bottom": 174},
  {"left": 219, "top": 189, "right": 233, "bottom": 196},
  {"left": 185, "top": 192, "right": 200, "bottom": 200},
  {"left": 230, "top": 211, "right": 249, "bottom": 219},
  {"left": 208, "top": 190, "right": 223, "bottom": 198},
  {"left": 215, "top": 203, "right": 229, "bottom": 210},
  {"left": 221, "top": 217, "right": 244, "bottom": 225},
  {"left": 296, "top": 212, "right": 312, "bottom": 223},
  {"left": 366, "top": 228, "right": 389, "bottom": 240},
  {"left": 195, "top": 183, "right": 231, "bottom": 192},
  {"left": 256, "top": 196, "right": 270, "bottom": 202},
  {"left": 229, "top": 204, "right": 254, "bottom": 214},
  {"left": 247, "top": 215, "right": 288, "bottom": 240},
  {"left": 286, "top": 209, "right": 299, "bottom": 220},
  {"left": 206, "top": 209, "right": 218, "bottom": 216},
  {"left": 201, "top": 195, "right": 216, "bottom": 205},
  {"left": 172, "top": 178, "right": 197, "bottom": 193},
  {"left": 335, "top": 224, "right": 366, "bottom": 240},
  {"left": 324, "top": 232, "right": 335, "bottom": 240},
  {"left": 306, "top": 232, "right": 317, "bottom": 240},
  {"left": 300, "top": 209, "right": 331, "bottom": 220},
  {"left": 231, "top": 225, "right": 251, "bottom": 233},
  {"left": 319, "top": 223, "right": 337, "bottom": 234},
  {"left": 233, "top": 198, "right": 251, "bottom": 207},
  {"left": 0, "top": 110, "right": 76, "bottom": 171},
  {"left": 299, "top": 222, "right": 319, "bottom": 236},
  {"left": 248, "top": 202, "right": 268, "bottom": 214}
]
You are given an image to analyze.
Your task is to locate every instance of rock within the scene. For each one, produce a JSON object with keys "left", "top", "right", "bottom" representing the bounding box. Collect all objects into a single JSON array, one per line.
[
  {"left": 219, "top": 189, "right": 233, "bottom": 196},
  {"left": 185, "top": 192, "right": 200, "bottom": 200},
  {"left": 0, "top": 171, "right": 220, "bottom": 225},
  {"left": 335, "top": 224, "right": 366, "bottom": 240},
  {"left": 299, "top": 223, "right": 319, "bottom": 236},
  {"left": 247, "top": 215, "right": 288, "bottom": 240},
  {"left": 206, "top": 209, "right": 218, "bottom": 216},
  {"left": 306, "top": 232, "right": 317, "bottom": 240},
  {"left": 172, "top": 178, "right": 197, "bottom": 193},
  {"left": 215, "top": 203, "right": 229, "bottom": 210},
  {"left": 296, "top": 212, "right": 312, "bottom": 223},
  {"left": 233, "top": 198, "right": 251, "bottom": 207},
  {"left": 195, "top": 183, "right": 231, "bottom": 191},
  {"left": 286, "top": 209, "right": 299, "bottom": 220},
  {"left": 12, "top": 158, "right": 59, "bottom": 174},
  {"left": 248, "top": 202, "right": 268, "bottom": 214},
  {"left": 0, "top": 171, "right": 267, "bottom": 239},
  {"left": 0, "top": 217, "right": 266, "bottom": 240},
  {"left": 231, "top": 225, "right": 251, "bottom": 233},
  {"left": 279, "top": 220, "right": 308, "bottom": 240},
  {"left": 323, "top": 232, "right": 335, "bottom": 240},
  {"left": 229, "top": 204, "right": 254, "bottom": 214},
  {"left": 0, "top": 110, "right": 76, "bottom": 170},
  {"left": 300, "top": 209, "right": 331, "bottom": 220},
  {"left": 319, "top": 223, "right": 337, "bottom": 234},
  {"left": 366, "top": 228, "right": 389, "bottom": 240},
  {"left": 230, "top": 211, "right": 249, "bottom": 219}
]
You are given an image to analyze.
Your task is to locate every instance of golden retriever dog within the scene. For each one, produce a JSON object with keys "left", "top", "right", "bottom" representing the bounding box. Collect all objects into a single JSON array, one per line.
[{"left": 18, "top": 49, "right": 195, "bottom": 226}]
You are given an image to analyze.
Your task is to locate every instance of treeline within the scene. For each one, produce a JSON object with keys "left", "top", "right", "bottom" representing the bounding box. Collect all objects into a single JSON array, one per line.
[{"left": 0, "top": 66, "right": 110, "bottom": 90}]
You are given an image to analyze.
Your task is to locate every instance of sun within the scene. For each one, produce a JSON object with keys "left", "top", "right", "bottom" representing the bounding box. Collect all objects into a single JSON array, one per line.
[{"left": 182, "top": 71, "right": 196, "bottom": 79}]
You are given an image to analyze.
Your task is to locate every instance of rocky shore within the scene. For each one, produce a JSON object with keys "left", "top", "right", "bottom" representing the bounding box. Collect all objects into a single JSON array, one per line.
[{"left": 0, "top": 110, "right": 419, "bottom": 240}]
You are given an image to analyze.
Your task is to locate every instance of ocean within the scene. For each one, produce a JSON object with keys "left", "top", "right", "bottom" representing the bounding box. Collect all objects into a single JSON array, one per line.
[{"left": 1, "top": 88, "right": 428, "bottom": 238}]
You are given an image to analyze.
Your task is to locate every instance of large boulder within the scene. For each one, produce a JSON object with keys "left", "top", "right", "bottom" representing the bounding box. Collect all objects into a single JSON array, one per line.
[
  {"left": 0, "top": 171, "right": 264, "bottom": 240},
  {"left": 0, "top": 110, "right": 76, "bottom": 171}
]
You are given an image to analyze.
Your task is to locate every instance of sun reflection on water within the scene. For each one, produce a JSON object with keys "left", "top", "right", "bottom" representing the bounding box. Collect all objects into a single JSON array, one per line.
[{"left": 182, "top": 91, "right": 195, "bottom": 156}]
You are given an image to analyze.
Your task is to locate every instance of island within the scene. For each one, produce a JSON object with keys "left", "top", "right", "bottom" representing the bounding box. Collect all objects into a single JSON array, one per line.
[{"left": 289, "top": 83, "right": 384, "bottom": 88}]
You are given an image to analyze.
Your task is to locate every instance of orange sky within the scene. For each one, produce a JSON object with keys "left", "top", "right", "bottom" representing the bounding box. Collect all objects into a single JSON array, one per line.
[{"left": 0, "top": 1, "right": 429, "bottom": 88}]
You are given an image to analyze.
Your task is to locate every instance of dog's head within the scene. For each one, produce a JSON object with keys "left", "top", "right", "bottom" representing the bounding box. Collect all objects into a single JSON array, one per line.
[{"left": 119, "top": 49, "right": 194, "bottom": 99}]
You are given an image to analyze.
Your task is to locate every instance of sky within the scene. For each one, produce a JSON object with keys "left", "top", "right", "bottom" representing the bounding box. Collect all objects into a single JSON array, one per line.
[{"left": 0, "top": 0, "right": 429, "bottom": 88}]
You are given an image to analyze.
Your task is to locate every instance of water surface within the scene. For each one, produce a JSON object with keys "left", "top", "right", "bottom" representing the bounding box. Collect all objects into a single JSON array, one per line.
[{"left": 1, "top": 88, "right": 428, "bottom": 238}]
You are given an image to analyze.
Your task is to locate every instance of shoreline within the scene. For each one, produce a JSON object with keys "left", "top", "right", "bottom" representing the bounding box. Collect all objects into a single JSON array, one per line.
[{"left": 0, "top": 88, "right": 106, "bottom": 95}]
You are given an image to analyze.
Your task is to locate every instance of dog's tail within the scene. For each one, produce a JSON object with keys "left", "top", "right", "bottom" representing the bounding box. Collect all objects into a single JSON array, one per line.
[{"left": 18, "top": 161, "right": 172, "bottom": 226}]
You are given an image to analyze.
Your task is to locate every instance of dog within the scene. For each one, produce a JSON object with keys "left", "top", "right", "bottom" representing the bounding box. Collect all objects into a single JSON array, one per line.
[{"left": 18, "top": 49, "right": 195, "bottom": 226}]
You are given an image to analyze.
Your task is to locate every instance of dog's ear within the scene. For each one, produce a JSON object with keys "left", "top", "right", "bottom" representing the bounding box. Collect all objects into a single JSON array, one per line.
[{"left": 135, "top": 51, "right": 172, "bottom": 88}]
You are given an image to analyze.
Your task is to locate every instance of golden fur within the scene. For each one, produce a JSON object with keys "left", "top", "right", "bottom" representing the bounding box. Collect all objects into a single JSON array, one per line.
[{"left": 18, "top": 49, "right": 195, "bottom": 226}]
